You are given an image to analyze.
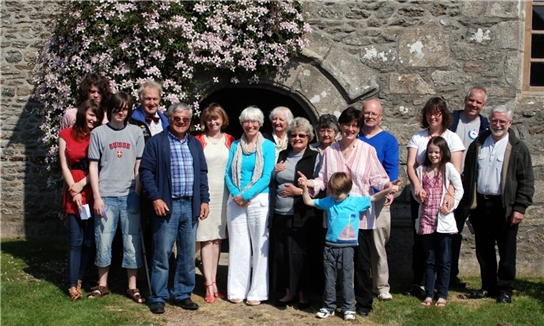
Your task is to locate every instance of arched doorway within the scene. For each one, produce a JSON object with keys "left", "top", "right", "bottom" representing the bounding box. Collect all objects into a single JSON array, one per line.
[{"left": 199, "top": 87, "right": 314, "bottom": 139}]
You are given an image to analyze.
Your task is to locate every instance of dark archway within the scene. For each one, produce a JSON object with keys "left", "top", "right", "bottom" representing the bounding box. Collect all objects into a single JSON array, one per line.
[{"left": 199, "top": 87, "right": 312, "bottom": 139}]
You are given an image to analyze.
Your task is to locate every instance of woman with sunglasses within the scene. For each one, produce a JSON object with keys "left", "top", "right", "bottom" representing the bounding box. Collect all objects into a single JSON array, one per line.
[
  {"left": 270, "top": 117, "right": 319, "bottom": 310},
  {"left": 404, "top": 97, "right": 465, "bottom": 297}
]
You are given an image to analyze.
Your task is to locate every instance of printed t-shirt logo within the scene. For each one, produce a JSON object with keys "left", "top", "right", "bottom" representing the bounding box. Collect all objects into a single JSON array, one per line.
[{"left": 117, "top": 150, "right": 123, "bottom": 158}]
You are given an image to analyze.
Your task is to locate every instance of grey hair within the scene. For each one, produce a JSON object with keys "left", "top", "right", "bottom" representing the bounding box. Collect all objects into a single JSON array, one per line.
[
  {"left": 166, "top": 102, "right": 192, "bottom": 117},
  {"left": 466, "top": 86, "right": 488, "bottom": 104},
  {"left": 288, "top": 117, "right": 315, "bottom": 142},
  {"left": 489, "top": 105, "right": 513, "bottom": 121},
  {"left": 269, "top": 106, "right": 294, "bottom": 126},
  {"left": 138, "top": 80, "right": 163, "bottom": 101},
  {"left": 316, "top": 114, "right": 339, "bottom": 134},
  {"left": 239, "top": 105, "right": 264, "bottom": 126}
]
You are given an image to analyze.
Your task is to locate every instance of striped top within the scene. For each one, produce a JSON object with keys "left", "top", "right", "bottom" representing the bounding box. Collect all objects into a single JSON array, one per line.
[{"left": 310, "top": 139, "right": 389, "bottom": 229}]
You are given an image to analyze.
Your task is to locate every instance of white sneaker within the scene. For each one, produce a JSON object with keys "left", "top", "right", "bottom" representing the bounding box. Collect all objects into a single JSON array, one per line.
[
  {"left": 316, "top": 308, "right": 334, "bottom": 319},
  {"left": 378, "top": 292, "right": 393, "bottom": 301},
  {"left": 344, "top": 311, "right": 356, "bottom": 320}
]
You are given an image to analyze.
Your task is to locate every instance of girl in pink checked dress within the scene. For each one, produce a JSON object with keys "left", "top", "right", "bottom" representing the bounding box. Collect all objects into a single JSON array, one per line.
[{"left": 412, "top": 136, "right": 463, "bottom": 307}]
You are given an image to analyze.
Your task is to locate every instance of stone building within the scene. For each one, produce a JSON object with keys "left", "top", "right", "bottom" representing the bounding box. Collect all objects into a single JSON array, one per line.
[{"left": 1, "top": 1, "right": 543, "bottom": 277}]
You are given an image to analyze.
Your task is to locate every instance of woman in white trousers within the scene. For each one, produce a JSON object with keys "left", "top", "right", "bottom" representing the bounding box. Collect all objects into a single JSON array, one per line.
[{"left": 224, "top": 106, "right": 276, "bottom": 306}]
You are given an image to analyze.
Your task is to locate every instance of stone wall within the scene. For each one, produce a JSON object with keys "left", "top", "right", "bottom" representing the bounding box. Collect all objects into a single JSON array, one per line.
[{"left": 1, "top": 1, "right": 543, "bottom": 276}]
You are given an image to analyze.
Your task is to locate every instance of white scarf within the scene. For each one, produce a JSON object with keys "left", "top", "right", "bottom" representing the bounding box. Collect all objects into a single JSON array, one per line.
[{"left": 231, "top": 132, "right": 265, "bottom": 196}]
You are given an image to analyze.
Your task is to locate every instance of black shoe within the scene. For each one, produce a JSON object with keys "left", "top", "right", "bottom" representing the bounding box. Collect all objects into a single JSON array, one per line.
[
  {"left": 469, "top": 289, "right": 490, "bottom": 299},
  {"left": 449, "top": 278, "right": 468, "bottom": 289},
  {"left": 174, "top": 298, "right": 199, "bottom": 310},
  {"left": 357, "top": 308, "right": 371, "bottom": 317},
  {"left": 149, "top": 302, "right": 165, "bottom": 314},
  {"left": 275, "top": 297, "right": 296, "bottom": 307},
  {"left": 298, "top": 301, "right": 311, "bottom": 310},
  {"left": 404, "top": 284, "right": 424, "bottom": 297},
  {"left": 497, "top": 292, "right": 512, "bottom": 303}
]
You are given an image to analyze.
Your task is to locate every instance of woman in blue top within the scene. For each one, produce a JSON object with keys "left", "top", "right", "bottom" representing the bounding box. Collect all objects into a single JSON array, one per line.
[{"left": 225, "top": 106, "right": 276, "bottom": 306}]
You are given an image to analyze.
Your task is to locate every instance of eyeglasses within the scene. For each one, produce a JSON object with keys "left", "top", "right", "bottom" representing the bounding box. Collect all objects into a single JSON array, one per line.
[
  {"left": 172, "top": 116, "right": 191, "bottom": 123},
  {"left": 425, "top": 112, "right": 442, "bottom": 118},
  {"left": 290, "top": 133, "right": 308, "bottom": 138},
  {"left": 242, "top": 120, "right": 259, "bottom": 126},
  {"left": 490, "top": 119, "right": 511, "bottom": 125}
]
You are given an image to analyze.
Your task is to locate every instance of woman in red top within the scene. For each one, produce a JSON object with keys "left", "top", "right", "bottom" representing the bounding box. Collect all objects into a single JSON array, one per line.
[{"left": 59, "top": 99, "right": 104, "bottom": 301}]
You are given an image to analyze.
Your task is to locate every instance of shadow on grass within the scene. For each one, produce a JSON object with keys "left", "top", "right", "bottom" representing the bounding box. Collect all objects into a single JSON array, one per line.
[
  {"left": 1, "top": 238, "right": 67, "bottom": 290},
  {"left": 515, "top": 278, "right": 544, "bottom": 304}
]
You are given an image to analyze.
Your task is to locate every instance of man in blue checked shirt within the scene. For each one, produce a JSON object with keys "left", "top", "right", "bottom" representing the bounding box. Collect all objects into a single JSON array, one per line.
[{"left": 139, "top": 102, "right": 210, "bottom": 314}]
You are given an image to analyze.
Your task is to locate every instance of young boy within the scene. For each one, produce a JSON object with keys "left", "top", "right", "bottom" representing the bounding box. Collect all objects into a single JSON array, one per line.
[{"left": 300, "top": 172, "right": 396, "bottom": 321}]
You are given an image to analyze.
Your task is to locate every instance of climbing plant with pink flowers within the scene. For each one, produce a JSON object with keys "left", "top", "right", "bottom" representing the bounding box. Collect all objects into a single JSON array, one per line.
[{"left": 32, "top": 0, "right": 310, "bottom": 173}]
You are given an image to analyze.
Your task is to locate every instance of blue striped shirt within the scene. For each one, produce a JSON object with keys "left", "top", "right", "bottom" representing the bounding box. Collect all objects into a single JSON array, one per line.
[{"left": 168, "top": 132, "right": 194, "bottom": 198}]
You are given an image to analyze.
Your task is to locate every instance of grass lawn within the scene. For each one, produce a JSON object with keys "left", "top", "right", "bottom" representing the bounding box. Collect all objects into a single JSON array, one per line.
[{"left": 1, "top": 238, "right": 544, "bottom": 325}]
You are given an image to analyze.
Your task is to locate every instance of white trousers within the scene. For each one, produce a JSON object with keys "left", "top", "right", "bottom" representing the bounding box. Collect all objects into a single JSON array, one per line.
[
  {"left": 370, "top": 197, "right": 391, "bottom": 294},
  {"left": 226, "top": 193, "right": 270, "bottom": 301}
]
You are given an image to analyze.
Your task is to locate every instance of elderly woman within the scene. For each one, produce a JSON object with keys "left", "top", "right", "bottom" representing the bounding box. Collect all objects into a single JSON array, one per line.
[
  {"left": 59, "top": 99, "right": 104, "bottom": 301},
  {"left": 265, "top": 106, "right": 294, "bottom": 161},
  {"left": 270, "top": 117, "right": 319, "bottom": 309},
  {"left": 405, "top": 97, "right": 465, "bottom": 297},
  {"left": 225, "top": 106, "right": 276, "bottom": 306},
  {"left": 298, "top": 106, "right": 397, "bottom": 317},
  {"left": 195, "top": 103, "right": 235, "bottom": 303},
  {"left": 309, "top": 114, "right": 339, "bottom": 154}
]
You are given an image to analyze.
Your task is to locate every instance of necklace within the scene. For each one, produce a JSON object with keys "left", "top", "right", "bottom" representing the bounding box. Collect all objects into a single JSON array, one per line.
[
  {"left": 340, "top": 141, "right": 356, "bottom": 158},
  {"left": 206, "top": 133, "right": 222, "bottom": 145}
]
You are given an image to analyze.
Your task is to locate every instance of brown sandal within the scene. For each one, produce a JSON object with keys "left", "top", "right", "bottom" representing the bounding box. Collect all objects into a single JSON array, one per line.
[
  {"left": 77, "top": 279, "right": 83, "bottom": 293},
  {"left": 68, "top": 286, "right": 82, "bottom": 301},
  {"left": 87, "top": 285, "right": 109, "bottom": 299},
  {"left": 127, "top": 288, "right": 146, "bottom": 304}
]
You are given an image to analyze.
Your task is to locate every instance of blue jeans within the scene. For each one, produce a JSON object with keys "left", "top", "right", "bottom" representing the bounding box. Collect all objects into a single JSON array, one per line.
[
  {"left": 150, "top": 198, "right": 197, "bottom": 303},
  {"left": 421, "top": 232, "right": 452, "bottom": 300},
  {"left": 94, "top": 193, "right": 142, "bottom": 269},
  {"left": 67, "top": 214, "right": 94, "bottom": 287}
]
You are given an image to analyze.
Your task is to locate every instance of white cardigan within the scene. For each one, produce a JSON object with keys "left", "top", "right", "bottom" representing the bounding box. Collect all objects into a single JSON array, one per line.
[{"left": 412, "top": 162, "right": 464, "bottom": 234}]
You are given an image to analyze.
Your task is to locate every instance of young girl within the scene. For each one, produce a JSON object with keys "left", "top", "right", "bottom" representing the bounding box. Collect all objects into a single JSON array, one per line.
[
  {"left": 59, "top": 99, "right": 104, "bottom": 301},
  {"left": 412, "top": 136, "right": 463, "bottom": 307}
]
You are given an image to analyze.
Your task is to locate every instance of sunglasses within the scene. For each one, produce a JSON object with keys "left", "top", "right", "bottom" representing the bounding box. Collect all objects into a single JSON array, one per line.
[
  {"left": 290, "top": 133, "right": 308, "bottom": 138},
  {"left": 172, "top": 116, "right": 191, "bottom": 123}
]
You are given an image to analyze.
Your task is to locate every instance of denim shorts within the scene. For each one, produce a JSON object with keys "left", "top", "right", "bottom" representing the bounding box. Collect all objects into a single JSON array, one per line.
[{"left": 94, "top": 192, "right": 142, "bottom": 269}]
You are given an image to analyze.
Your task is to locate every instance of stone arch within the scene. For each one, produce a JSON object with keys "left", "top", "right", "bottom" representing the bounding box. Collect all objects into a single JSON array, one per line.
[
  {"left": 199, "top": 86, "right": 314, "bottom": 139},
  {"left": 196, "top": 57, "right": 374, "bottom": 138}
]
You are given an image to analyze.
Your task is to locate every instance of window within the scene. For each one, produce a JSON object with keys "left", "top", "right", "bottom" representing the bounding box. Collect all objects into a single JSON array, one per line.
[{"left": 524, "top": 0, "right": 544, "bottom": 91}]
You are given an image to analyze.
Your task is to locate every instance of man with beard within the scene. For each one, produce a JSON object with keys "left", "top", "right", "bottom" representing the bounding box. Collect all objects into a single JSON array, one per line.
[{"left": 462, "top": 105, "right": 534, "bottom": 304}]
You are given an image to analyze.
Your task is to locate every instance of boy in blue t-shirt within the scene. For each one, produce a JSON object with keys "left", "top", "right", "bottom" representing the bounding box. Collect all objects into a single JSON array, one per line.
[{"left": 300, "top": 172, "right": 396, "bottom": 321}]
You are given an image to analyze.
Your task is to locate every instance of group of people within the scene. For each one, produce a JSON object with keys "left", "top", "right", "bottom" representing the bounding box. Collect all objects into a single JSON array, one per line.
[{"left": 60, "top": 74, "right": 534, "bottom": 321}]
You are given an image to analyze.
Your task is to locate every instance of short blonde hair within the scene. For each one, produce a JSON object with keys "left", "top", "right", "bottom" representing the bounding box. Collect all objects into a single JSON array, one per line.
[{"left": 200, "top": 103, "right": 229, "bottom": 131}]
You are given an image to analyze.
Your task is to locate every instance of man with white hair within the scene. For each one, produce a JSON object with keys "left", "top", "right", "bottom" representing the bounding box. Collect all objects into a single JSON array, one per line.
[
  {"left": 130, "top": 80, "right": 169, "bottom": 140},
  {"left": 462, "top": 105, "right": 534, "bottom": 304}
]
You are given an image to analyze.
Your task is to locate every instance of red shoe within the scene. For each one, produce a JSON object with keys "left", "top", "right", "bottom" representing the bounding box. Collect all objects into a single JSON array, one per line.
[
  {"left": 205, "top": 284, "right": 215, "bottom": 303},
  {"left": 213, "top": 282, "right": 226, "bottom": 299}
]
